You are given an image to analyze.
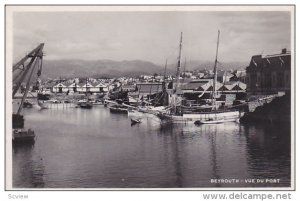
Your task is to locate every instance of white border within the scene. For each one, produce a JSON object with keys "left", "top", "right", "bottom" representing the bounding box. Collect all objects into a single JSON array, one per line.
[{"left": 4, "top": 3, "right": 296, "bottom": 195}]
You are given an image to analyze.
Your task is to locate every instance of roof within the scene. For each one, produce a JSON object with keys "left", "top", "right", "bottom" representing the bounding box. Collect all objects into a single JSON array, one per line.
[
  {"left": 218, "top": 85, "right": 230, "bottom": 91},
  {"left": 51, "top": 81, "right": 108, "bottom": 88},
  {"left": 122, "top": 85, "right": 136, "bottom": 90},
  {"left": 182, "top": 80, "right": 243, "bottom": 92},
  {"left": 43, "top": 82, "right": 56, "bottom": 88},
  {"left": 231, "top": 85, "right": 244, "bottom": 91},
  {"left": 248, "top": 50, "right": 291, "bottom": 70},
  {"left": 136, "top": 82, "right": 162, "bottom": 85},
  {"left": 95, "top": 83, "right": 107, "bottom": 87},
  {"left": 53, "top": 82, "right": 68, "bottom": 87},
  {"left": 136, "top": 83, "right": 163, "bottom": 93},
  {"left": 224, "top": 81, "right": 238, "bottom": 85},
  {"left": 181, "top": 79, "right": 211, "bottom": 90}
]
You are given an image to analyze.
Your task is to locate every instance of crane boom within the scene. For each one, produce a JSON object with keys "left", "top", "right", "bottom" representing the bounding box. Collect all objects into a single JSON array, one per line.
[
  {"left": 13, "top": 43, "right": 44, "bottom": 71},
  {"left": 13, "top": 43, "right": 44, "bottom": 115}
]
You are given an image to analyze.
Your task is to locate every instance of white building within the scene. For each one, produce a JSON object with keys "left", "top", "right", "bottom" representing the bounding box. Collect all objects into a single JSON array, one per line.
[
  {"left": 52, "top": 81, "right": 108, "bottom": 94},
  {"left": 52, "top": 82, "right": 69, "bottom": 93}
]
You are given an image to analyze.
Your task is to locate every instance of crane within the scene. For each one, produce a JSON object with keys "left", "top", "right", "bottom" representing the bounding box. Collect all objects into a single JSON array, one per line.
[
  {"left": 13, "top": 43, "right": 44, "bottom": 114},
  {"left": 12, "top": 43, "right": 44, "bottom": 143}
]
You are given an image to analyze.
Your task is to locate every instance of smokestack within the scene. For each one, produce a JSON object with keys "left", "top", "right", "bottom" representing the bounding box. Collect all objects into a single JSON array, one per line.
[{"left": 282, "top": 48, "right": 287, "bottom": 54}]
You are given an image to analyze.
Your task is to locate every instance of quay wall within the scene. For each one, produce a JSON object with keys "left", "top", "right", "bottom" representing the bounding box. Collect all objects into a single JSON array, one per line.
[{"left": 241, "top": 94, "right": 291, "bottom": 124}]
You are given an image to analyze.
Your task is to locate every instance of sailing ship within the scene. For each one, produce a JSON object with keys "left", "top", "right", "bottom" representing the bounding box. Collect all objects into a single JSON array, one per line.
[{"left": 156, "top": 31, "right": 245, "bottom": 124}]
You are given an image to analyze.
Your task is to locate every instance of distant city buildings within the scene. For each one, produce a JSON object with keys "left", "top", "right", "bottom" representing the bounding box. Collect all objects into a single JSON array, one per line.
[
  {"left": 37, "top": 65, "right": 248, "bottom": 103},
  {"left": 246, "top": 49, "right": 291, "bottom": 95},
  {"left": 41, "top": 79, "right": 111, "bottom": 94},
  {"left": 181, "top": 79, "right": 246, "bottom": 105},
  {"left": 52, "top": 81, "right": 109, "bottom": 94},
  {"left": 128, "top": 82, "right": 165, "bottom": 99}
]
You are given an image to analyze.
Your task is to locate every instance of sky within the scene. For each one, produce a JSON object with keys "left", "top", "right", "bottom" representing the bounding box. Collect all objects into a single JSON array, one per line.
[{"left": 12, "top": 9, "right": 292, "bottom": 65}]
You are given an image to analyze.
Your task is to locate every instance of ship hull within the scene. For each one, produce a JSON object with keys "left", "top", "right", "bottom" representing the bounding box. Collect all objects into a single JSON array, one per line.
[
  {"left": 109, "top": 106, "right": 128, "bottom": 114},
  {"left": 13, "top": 129, "right": 35, "bottom": 143},
  {"left": 159, "top": 110, "right": 245, "bottom": 124},
  {"left": 38, "top": 101, "right": 77, "bottom": 109}
]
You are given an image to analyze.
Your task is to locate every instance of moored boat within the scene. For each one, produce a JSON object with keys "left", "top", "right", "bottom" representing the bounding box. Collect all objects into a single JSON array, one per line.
[
  {"left": 157, "top": 110, "right": 244, "bottom": 124},
  {"left": 109, "top": 104, "right": 128, "bottom": 114},
  {"left": 37, "top": 100, "right": 77, "bottom": 109},
  {"left": 195, "top": 119, "right": 227, "bottom": 125},
  {"left": 37, "top": 92, "right": 51, "bottom": 100},
  {"left": 78, "top": 100, "right": 93, "bottom": 109},
  {"left": 13, "top": 129, "right": 35, "bottom": 143},
  {"left": 194, "top": 111, "right": 244, "bottom": 125},
  {"left": 156, "top": 31, "right": 246, "bottom": 124},
  {"left": 23, "top": 100, "right": 33, "bottom": 108},
  {"left": 37, "top": 100, "right": 48, "bottom": 109},
  {"left": 131, "top": 118, "right": 142, "bottom": 124},
  {"left": 90, "top": 99, "right": 104, "bottom": 105}
]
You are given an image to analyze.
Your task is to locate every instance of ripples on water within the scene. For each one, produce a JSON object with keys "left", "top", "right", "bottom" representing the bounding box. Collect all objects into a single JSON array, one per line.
[{"left": 12, "top": 106, "right": 291, "bottom": 188}]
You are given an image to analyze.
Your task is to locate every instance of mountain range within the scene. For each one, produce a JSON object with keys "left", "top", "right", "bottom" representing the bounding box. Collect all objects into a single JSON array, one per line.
[{"left": 41, "top": 59, "right": 249, "bottom": 79}]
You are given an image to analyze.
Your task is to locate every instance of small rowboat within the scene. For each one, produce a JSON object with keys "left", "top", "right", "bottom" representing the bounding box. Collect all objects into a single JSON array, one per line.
[
  {"left": 194, "top": 117, "right": 239, "bottom": 125},
  {"left": 131, "top": 118, "right": 142, "bottom": 125}
]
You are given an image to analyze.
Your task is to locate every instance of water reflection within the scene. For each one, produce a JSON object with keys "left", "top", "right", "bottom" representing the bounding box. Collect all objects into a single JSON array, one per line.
[
  {"left": 13, "top": 143, "right": 45, "bottom": 188},
  {"left": 12, "top": 107, "right": 291, "bottom": 188},
  {"left": 244, "top": 123, "right": 291, "bottom": 187},
  {"left": 209, "top": 128, "right": 220, "bottom": 187}
]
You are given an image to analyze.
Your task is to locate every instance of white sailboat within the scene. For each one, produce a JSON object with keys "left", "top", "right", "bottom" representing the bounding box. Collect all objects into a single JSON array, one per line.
[{"left": 157, "top": 31, "right": 245, "bottom": 124}]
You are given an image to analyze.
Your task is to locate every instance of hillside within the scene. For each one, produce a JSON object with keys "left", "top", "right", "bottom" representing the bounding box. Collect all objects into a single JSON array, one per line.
[
  {"left": 41, "top": 59, "right": 164, "bottom": 79},
  {"left": 40, "top": 59, "right": 248, "bottom": 79}
]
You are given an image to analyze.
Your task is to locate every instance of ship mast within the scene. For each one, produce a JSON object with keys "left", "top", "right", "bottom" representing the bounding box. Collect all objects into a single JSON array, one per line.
[
  {"left": 174, "top": 32, "right": 183, "bottom": 93},
  {"left": 162, "top": 59, "right": 168, "bottom": 92},
  {"left": 86, "top": 77, "right": 89, "bottom": 96},
  {"left": 182, "top": 57, "right": 187, "bottom": 82},
  {"left": 163, "top": 59, "right": 168, "bottom": 83},
  {"left": 211, "top": 30, "right": 220, "bottom": 109}
]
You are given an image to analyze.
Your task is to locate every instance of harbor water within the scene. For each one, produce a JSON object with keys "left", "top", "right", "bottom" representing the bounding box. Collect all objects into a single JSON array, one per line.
[{"left": 12, "top": 105, "right": 291, "bottom": 188}]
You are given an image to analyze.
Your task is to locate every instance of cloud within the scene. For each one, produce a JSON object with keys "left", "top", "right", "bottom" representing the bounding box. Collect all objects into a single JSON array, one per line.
[{"left": 11, "top": 10, "right": 292, "bottom": 64}]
